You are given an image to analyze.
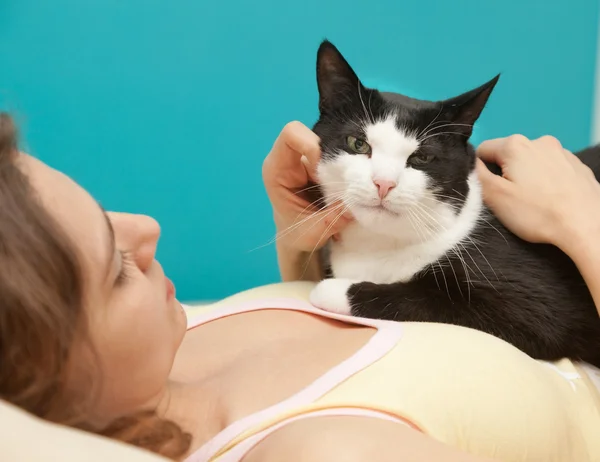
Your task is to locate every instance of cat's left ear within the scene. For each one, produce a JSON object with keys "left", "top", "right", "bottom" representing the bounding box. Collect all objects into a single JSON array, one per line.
[
  {"left": 441, "top": 75, "right": 500, "bottom": 137},
  {"left": 316, "top": 40, "right": 366, "bottom": 113}
]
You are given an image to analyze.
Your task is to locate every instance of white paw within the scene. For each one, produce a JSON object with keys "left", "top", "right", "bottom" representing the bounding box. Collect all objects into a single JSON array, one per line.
[{"left": 309, "top": 278, "right": 355, "bottom": 315}]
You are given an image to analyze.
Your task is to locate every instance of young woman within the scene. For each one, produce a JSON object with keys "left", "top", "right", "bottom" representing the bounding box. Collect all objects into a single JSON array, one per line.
[{"left": 1, "top": 114, "right": 599, "bottom": 461}]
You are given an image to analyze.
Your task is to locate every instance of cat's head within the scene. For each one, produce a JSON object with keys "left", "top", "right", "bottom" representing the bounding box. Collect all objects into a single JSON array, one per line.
[{"left": 313, "top": 40, "right": 498, "bottom": 240}]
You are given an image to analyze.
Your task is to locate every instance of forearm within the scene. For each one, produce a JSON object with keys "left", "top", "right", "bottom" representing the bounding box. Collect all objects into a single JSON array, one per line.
[{"left": 276, "top": 243, "right": 324, "bottom": 282}]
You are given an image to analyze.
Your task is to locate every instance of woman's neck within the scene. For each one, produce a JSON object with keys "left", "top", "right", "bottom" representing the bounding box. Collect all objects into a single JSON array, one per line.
[{"left": 159, "top": 379, "right": 226, "bottom": 454}]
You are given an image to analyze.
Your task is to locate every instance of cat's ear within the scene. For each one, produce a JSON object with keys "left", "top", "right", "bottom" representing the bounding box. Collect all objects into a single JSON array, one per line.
[
  {"left": 440, "top": 75, "right": 500, "bottom": 137},
  {"left": 316, "top": 40, "right": 365, "bottom": 113}
]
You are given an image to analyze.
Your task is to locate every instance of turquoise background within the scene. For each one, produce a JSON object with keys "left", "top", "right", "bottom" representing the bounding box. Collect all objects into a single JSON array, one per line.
[{"left": 0, "top": 0, "right": 598, "bottom": 300}]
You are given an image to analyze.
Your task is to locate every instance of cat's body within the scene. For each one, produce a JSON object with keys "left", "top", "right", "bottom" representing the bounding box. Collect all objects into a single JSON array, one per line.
[{"left": 309, "top": 41, "right": 600, "bottom": 367}]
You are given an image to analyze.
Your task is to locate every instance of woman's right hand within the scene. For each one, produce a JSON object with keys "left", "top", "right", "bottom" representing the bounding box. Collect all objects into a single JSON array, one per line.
[
  {"left": 476, "top": 135, "right": 600, "bottom": 254},
  {"left": 263, "top": 121, "right": 352, "bottom": 253},
  {"left": 262, "top": 122, "right": 353, "bottom": 281}
]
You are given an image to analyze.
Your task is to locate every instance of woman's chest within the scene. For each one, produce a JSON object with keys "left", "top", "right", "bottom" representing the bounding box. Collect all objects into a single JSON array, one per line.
[{"left": 172, "top": 309, "right": 374, "bottom": 420}]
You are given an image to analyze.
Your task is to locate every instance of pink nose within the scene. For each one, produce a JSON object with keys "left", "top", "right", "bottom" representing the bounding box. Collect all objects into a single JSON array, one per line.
[{"left": 373, "top": 179, "right": 397, "bottom": 200}]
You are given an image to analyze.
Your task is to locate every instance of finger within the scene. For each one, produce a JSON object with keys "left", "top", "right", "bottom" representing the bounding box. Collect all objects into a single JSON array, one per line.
[
  {"left": 476, "top": 158, "right": 508, "bottom": 194},
  {"left": 271, "top": 121, "right": 321, "bottom": 181},
  {"left": 476, "top": 138, "right": 508, "bottom": 164},
  {"left": 477, "top": 134, "right": 532, "bottom": 166},
  {"left": 534, "top": 135, "right": 563, "bottom": 151},
  {"left": 302, "top": 203, "right": 352, "bottom": 243}
]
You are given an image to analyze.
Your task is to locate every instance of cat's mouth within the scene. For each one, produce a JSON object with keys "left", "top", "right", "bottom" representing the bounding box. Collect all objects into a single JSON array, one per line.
[{"left": 359, "top": 203, "right": 400, "bottom": 216}]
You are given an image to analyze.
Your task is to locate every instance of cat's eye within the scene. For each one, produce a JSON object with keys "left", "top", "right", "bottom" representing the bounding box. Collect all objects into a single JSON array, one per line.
[
  {"left": 346, "top": 136, "right": 371, "bottom": 155},
  {"left": 408, "top": 153, "right": 435, "bottom": 165}
]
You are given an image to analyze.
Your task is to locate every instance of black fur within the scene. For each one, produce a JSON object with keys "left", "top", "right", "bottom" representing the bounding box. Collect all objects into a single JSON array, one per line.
[{"left": 313, "top": 40, "right": 600, "bottom": 366}]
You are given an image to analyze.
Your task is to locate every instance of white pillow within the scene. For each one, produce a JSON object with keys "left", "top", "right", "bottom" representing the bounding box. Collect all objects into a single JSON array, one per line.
[{"left": 0, "top": 400, "right": 168, "bottom": 461}]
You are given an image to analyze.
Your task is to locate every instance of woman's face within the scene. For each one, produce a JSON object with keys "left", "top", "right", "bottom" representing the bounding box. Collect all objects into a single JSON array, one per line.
[{"left": 19, "top": 154, "right": 187, "bottom": 421}]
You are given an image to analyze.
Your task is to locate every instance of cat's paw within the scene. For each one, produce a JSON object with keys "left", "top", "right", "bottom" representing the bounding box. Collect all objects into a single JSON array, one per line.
[{"left": 309, "top": 278, "right": 355, "bottom": 315}]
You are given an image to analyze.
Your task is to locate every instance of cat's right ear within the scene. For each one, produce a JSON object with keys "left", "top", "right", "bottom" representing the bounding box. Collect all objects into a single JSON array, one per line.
[{"left": 316, "top": 40, "right": 364, "bottom": 113}]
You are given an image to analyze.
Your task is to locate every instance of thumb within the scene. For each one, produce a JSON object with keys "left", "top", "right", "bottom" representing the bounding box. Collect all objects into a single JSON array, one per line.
[
  {"left": 277, "top": 121, "right": 321, "bottom": 182},
  {"left": 476, "top": 138, "right": 508, "bottom": 165}
]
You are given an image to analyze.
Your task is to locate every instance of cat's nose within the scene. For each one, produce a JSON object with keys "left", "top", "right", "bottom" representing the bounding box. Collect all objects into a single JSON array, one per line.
[{"left": 373, "top": 179, "right": 397, "bottom": 200}]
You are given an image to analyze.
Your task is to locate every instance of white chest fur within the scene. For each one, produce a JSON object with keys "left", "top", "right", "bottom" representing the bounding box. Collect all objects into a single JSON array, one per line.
[{"left": 329, "top": 177, "right": 484, "bottom": 284}]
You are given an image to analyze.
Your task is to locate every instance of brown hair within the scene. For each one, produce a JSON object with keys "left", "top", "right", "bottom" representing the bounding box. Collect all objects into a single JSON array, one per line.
[{"left": 0, "top": 113, "right": 191, "bottom": 460}]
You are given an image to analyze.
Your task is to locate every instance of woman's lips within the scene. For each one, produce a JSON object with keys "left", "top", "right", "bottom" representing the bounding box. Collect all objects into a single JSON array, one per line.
[{"left": 165, "top": 277, "right": 175, "bottom": 300}]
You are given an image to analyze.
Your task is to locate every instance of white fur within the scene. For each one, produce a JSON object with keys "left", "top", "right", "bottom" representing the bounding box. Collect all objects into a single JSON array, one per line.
[
  {"left": 309, "top": 278, "right": 355, "bottom": 315},
  {"left": 315, "top": 115, "right": 484, "bottom": 286}
]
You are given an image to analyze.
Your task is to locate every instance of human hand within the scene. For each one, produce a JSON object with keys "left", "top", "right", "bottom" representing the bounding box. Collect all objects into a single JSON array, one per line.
[
  {"left": 262, "top": 121, "right": 352, "bottom": 253},
  {"left": 476, "top": 134, "right": 600, "bottom": 254}
]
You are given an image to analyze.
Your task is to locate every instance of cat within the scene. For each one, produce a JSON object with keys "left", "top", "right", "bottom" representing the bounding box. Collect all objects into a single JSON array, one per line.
[{"left": 308, "top": 40, "right": 600, "bottom": 367}]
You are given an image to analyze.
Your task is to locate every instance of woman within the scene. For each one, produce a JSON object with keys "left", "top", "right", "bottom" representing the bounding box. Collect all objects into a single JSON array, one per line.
[{"left": 1, "top": 113, "right": 599, "bottom": 462}]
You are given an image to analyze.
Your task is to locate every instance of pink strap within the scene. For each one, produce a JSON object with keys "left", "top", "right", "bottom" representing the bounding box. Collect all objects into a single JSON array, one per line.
[
  {"left": 218, "top": 408, "right": 412, "bottom": 461},
  {"left": 186, "top": 297, "right": 399, "bottom": 330},
  {"left": 183, "top": 297, "right": 404, "bottom": 462}
]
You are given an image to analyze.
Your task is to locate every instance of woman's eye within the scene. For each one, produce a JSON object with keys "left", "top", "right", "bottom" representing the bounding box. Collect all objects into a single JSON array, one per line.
[
  {"left": 346, "top": 136, "right": 371, "bottom": 155},
  {"left": 115, "top": 250, "right": 134, "bottom": 286}
]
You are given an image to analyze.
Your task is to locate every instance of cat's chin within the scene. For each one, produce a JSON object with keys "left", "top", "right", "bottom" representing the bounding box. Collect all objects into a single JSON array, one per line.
[
  {"left": 350, "top": 205, "right": 409, "bottom": 234},
  {"left": 351, "top": 203, "right": 406, "bottom": 220}
]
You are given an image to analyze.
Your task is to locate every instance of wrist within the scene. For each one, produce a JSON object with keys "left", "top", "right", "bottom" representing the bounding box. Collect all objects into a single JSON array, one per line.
[
  {"left": 556, "top": 221, "right": 600, "bottom": 264},
  {"left": 276, "top": 243, "right": 323, "bottom": 282},
  {"left": 275, "top": 241, "right": 307, "bottom": 261}
]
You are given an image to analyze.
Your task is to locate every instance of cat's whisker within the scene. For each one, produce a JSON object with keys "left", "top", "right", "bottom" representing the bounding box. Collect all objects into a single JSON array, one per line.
[
  {"left": 249, "top": 209, "right": 340, "bottom": 252},
  {"left": 414, "top": 198, "right": 500, "bottom": 293},
  {"left": 285, "top": 199, "right": 351, "bottom": 242},
  {"left": 433, "top": 190, "right": 510, "bottom": 247},
  {"left": 408, "top": 223, "right": 441, "bottom": 291},
  {"left": 284, "top": 192, "right": 350, "bottom": 236},
  {"left": 478, "top": 216, "right": 509, "bottom": 246},
  {"left": 413, "top": 207, "right": 458, "bottom": 298},
  {"left": 348, "top": 119, "right": 365, "bottom": 132},
  {"left": 293, "top": 182, "right": 349, "bottom": 196},
  {"left": 367, "top": 91, "right": 375, "bottom": 126},
  {"left": 451, "top": 188, "right": 467, "bottom": 198},
  {"left": 267, "top": 199, "right": 350, "bottom": 248},
  {"left": 289, "top": 196, "right": 354, "bottom": 240},
  {"left": 412, "top": 201, "right": 449, "bottom": 234},
  {"left": 455, "top": 245, "right": 475, "bottom": 302},
  {"left": 419, "top": 131, "right": 470, "bottom": 144},
  {"left": 459, "top": 242, "right": 500, "bottom": 293},
  {"left": 408, "top": 205, "right": 454, "bottom": 299},
  {"left": 417, "top": 107, "right": 444, "bottom": 140},
  {"left": 412, "top": 207, "right": 439, "bottom": 240},
  {"left": 291, "top": 196, "right": 330, "bottom": 216},
  {"left": 406, "top": 208, "right": 429, "bottom": 243},
  {"left": 414, "top": 201, "right": 481, "bottom": 298},
  {"left": 464, "top": 236, "right": 501, "bottom": 283},
  {"left": 357, "top": 82, "right": 374, "bottom": 124},
  {"left": 300, "top": 200, "right": 357, "bottom": 278},
  {"left": 445, "top": 253, "right": 463, "bottom": 299},
  {"left": 419, "top": 122, "right": 474, "bottom": 141},
  {"left": 416, "top": 204, "right": 480, "bottom": 301},
  {"left": 437, "top": 260, "right": 451, "bottom": 300}
]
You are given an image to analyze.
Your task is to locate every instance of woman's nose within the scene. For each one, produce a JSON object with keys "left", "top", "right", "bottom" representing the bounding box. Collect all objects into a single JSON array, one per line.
[{"left": 107, "top": 212, "right": 161, "bottom": 271}]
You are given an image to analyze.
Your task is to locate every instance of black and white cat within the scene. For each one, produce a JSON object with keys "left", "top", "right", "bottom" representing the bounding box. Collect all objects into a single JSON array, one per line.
[{"left": 309, "top": 40, "right": 600, "bottom": 367}]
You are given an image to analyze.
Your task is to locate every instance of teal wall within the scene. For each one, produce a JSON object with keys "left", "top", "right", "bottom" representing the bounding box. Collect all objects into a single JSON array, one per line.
[{"left": 0, "top": 0, "right": 598, "bottom": 300}]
